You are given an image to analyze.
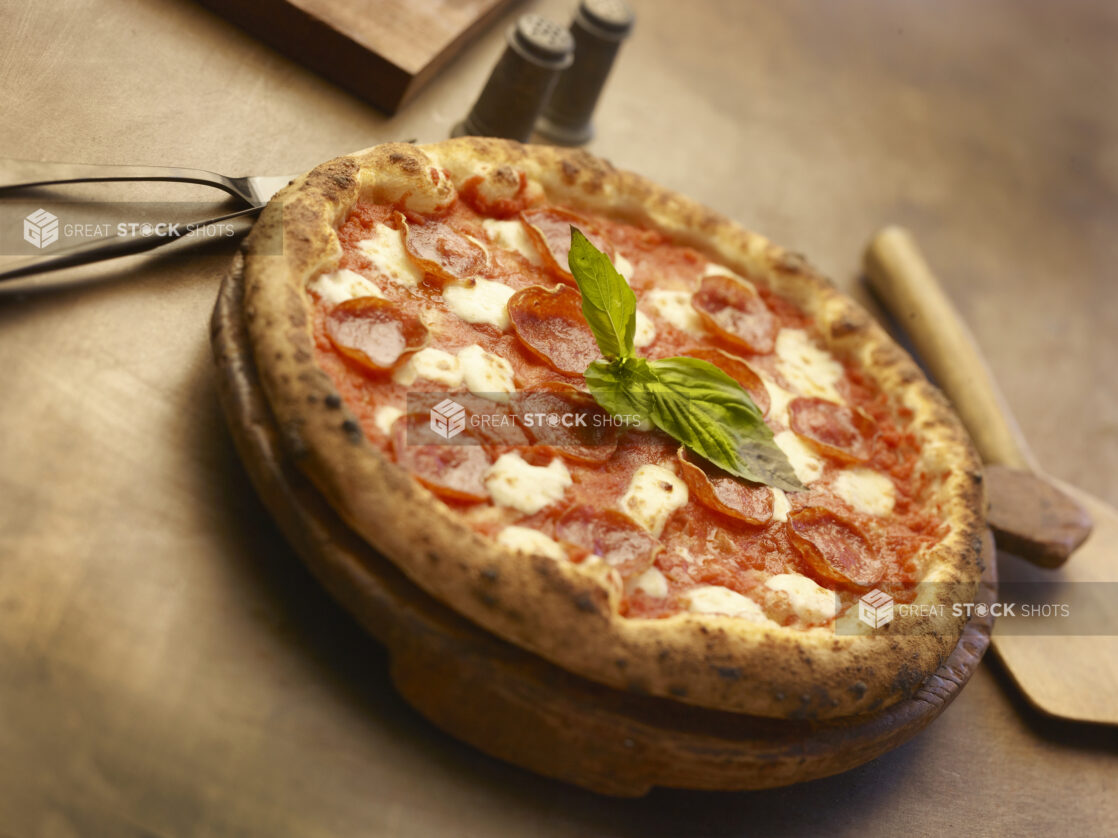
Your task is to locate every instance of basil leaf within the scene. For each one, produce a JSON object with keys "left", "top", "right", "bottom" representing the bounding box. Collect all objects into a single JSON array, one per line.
[
  {"left": 643, "top": 357, "right": 805, "bottom": 492},
  {"left": 567, "top": 227, "right": 636, "bottom": 360},
  {"left": 585, "top": 357, "right": 655, "bottom": 419},
  {"left": 570, "top": 231, "right": 803, "bottom": 492}
]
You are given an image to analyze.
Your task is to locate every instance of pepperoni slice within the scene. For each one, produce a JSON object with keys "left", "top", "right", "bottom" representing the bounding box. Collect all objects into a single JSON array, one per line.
[
  {"left": 789, "top": 397, "right": 876, "bottom": 462},
  {"left": 406, "top": 392, "right": 532, "bottom": 448},
  {"left": 325, "top": 297, "right": 429, "bottom": 373},
  {"left": 555, "top": 506, "right": 660, "bottom": 577},
  {"left": 398, "top": 212, "right": 487, "bottom": 286},
  {"left": 679, "top": 346, "right": 771, "bottom": 417},
  {"left": 520, "top": 207, "right": 613, "bottom": 281},
  {"left": 513, "top": 384, "right": 619, "bottom": 463},
  {"left": 392, "top": 416, "right": 491, "bottom": 502},
  {"left": 787, "top": 507, "right": 882, "bottom": 590},
  {"left": 508, "top": 284, "right": 601, "bottom": 374},
  {"left": 676, "top": 447, "right": 773, "bottom": 525},
  {"left": 692, "top": 274, "right": 777, "bottom": 353}
]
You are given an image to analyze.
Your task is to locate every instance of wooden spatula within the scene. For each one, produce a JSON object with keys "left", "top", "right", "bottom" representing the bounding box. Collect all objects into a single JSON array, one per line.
[{"left": 864, "top": 226, "right": 1118, "bottom": 726}]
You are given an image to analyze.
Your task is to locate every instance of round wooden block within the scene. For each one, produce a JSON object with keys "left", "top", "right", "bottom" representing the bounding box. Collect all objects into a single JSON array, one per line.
[{"left": 210, "top": 256, "right": 996, "bottom": 797}]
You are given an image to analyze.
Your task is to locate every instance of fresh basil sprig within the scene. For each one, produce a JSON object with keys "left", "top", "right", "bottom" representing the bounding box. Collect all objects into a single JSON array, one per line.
[
  {"left": 569, "top": 228, "right": 637, "bottom": 360},
  {"left": 568, "top": 227, "right": 804, "bottom": 492}
]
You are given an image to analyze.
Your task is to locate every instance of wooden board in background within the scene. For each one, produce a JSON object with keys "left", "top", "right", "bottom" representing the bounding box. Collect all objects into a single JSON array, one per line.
[{"left": 195, "top": 0, "right": 521, "bottom": 113}]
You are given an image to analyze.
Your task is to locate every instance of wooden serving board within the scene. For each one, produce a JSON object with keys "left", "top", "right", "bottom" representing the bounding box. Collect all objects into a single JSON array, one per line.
[
  {"left": 196, "top": 0, "right": 520, "bottom": 114},
  {"left": 210, "top": 255, "right": 997, "bottom": 796}
]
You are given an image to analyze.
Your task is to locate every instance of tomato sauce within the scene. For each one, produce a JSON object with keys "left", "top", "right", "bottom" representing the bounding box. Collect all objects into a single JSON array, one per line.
[{"left": 310, "top": 192, "right": 943, "bottom": 623}]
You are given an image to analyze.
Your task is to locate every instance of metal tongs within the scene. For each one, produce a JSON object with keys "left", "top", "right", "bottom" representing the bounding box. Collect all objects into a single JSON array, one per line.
[{"left": 0, "top": 160, "right": 296, "bottom": 282}]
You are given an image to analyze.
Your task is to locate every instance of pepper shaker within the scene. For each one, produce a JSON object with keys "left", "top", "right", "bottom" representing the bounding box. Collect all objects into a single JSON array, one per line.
[
  {"left": 536, "top": 0, "right": 635, "bottom": 146},
  {"left": 454, "top": 15, "right": 575, "bottom": 143}
]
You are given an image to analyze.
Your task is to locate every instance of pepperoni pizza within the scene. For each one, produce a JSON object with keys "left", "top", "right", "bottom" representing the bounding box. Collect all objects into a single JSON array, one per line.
[{"left": 239, "top": 139, "right": 984, "bottom": 720}]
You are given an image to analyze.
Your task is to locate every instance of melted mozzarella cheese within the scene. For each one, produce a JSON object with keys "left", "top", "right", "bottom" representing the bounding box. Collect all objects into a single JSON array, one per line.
[
  {"left": 703, "top": 262, "right": 746, "bottom": 281},
  {"left": 613, "top": 252, "right": 634, "bottom": 284},
  {"left": 485, "top": 454, "right": 572, "bottom": 514},
  {"left": 765, "top": 573, "right": 839, "bottom": 624},
  {"left": 630, "top": 566, "right": 668, "bottom": 598},
  {"left": 770, "top": 487, "right": 792, "bottom": 522},
  {"left": 633, "top": 309, "right": 657, "bottom": 348},
  {"left": 393, "top": 348, "right": 463, "bottom": 387},
  {"left": 619, "top": 464, "right": 689, "bottom": 536},
  {"left": 457, "top": 344, "right": 515, "bottom": 402},
  {"left": 643, "top": 290, "right": 705, "bottom": 335},
  {"left": 443, "top": 279, "right": 515, "bottom": 330},
  {"left": 686, "top": 585, "right": 775, "bottom": 624},
  {"left": 775, "top": 328, "right": 844, "bottom": 402},
  {"left": 372, "top": 405, "right": 403, "bottom": 435},
  {"left": 774, "top": 430, "right": 825, "bottom": 485},
  {"left": 761, "top": 375, "right": 797, "bottom": 428},
  {"left": 481, "top": 218, "right": 543, "bottom": 265},
  {"left": 308, "top": 268, "right": 385, "bottom": 305},
  {"left": 832, "top": 468, "right": 896, "bottom": 516},
  {"left": 356, "top": 224, "right": 423, "bottom": 288},
  {"left": 496, "top": 526, "right": 566, "bottom": 561}
]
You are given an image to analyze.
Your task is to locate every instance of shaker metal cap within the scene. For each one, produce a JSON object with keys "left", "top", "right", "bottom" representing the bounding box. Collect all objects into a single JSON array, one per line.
[
  {"left": 512, "top": 14, "right": 577, "bottom": 66},
  {"left": 577, "top": 0, "right": 635, "bottom": 39}
]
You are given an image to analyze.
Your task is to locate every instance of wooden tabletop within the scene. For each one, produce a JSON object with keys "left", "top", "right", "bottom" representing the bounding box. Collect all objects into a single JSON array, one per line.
[{"left": 1, "top": 0, "right": 1116, "bottom": 835}]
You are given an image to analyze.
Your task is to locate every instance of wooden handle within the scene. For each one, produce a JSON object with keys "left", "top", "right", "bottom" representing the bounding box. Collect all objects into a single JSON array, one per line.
[{"left": 864, "top": 226, "right": 1038, "bottom": 471}]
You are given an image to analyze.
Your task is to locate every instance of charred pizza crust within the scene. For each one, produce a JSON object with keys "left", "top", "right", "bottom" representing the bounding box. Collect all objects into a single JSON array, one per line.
[{"left": 240, "top": 138, "right": 985, "bottom": 720}]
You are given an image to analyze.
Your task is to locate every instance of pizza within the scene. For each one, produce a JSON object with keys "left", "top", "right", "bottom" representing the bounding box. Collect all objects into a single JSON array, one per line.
[{"left": 239, "top": 138, "right": 984, "bottom": 720}]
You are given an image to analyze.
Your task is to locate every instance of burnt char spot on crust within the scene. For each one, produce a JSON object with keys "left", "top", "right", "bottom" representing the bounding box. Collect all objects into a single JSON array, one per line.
[
  {"left": 325, "top": 394, "right": 342, "bottom": 409},
  {"left": 492, "top": 165, "right": 519, "bottom": 191},
  {"left": 475, "top": 590, "right": 497, "bottom": 607},
  {"left": 281, "top": 421, "right": 308, "bottom": 460},
  {"left": 284, "top": 287, "right": 308, "bottom": 330},
  {"left": 716, "top": 666, "right": 743, "bottom": 681},
  {"left": 830, "top": 313, "right": 868, "bottom": 340},
  {"left": 560, "top": 160, "right": 580, "bottom": 184},
  {"left": 574, "top": 593, "right": 597, "bottom": 613},
  {"left": 341, "top": 419, "right": 363, "bottom": 442},
  {"left": 849, "top": 681, "right": 868, "bottom": 699},
  {"left": 387, "top": 152, "right": 422, "bottom": 175},
  {"left": 773, "top": 250, "right": 810, "bottom": 275},
  {"left": 328, "top": 171, "right": 355, "bottom": 191},
  {"left": 892, "top": 664, "right": 926, "bottom": 696}
]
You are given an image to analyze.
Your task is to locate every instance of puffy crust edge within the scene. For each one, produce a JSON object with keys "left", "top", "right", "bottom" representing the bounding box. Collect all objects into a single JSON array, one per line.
[{"left": 241, "top": 138, "right": 986, "bottom": 719}]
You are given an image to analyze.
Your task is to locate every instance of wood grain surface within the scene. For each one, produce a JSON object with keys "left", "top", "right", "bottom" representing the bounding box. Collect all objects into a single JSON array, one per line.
[{"left": 1, "top": 0, "right": 1116, "bottom": 835}]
